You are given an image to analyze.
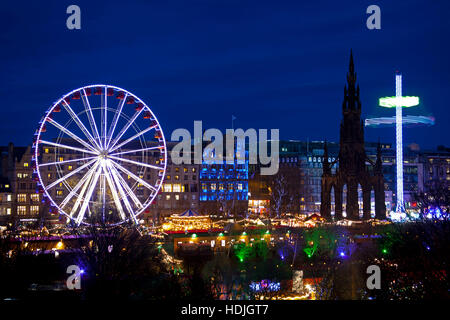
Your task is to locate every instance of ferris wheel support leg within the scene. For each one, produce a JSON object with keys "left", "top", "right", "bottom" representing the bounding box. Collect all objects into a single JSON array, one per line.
[
  {"left": 108, "top": 162, "right": 137, "bottom": 224},
  {"left": 76, "top": 165, "right": 102, "bottom": 225},
  {"left": 60, "top": 163, "right": 100, "bottom": 209},
  {"left": 103, "top": 162, "right": 126, "bottom": 221},
  {"left": 109, "top": 163, "right": 144, "bottom": 210},
  {"left": 69, "top": 162, "right": 99, "bottom": 219}
]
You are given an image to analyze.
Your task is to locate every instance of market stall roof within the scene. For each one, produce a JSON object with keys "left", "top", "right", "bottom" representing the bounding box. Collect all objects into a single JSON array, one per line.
[
  {"left": 304, "top": 214, "right": 325, "bottom": 222},
  {"left": 176, "top": 209, "right": 201, "bottom": 217}
]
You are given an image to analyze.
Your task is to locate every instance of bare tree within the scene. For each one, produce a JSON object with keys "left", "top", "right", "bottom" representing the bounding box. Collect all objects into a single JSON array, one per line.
[{"left": 268, "top": 166, "right": 303, "bottom": 217}]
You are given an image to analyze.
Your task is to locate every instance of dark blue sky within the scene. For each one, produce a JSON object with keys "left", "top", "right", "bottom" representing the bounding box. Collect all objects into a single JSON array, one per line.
[{"left": 1, "top": 0, "right": 449, "bottom": 149}]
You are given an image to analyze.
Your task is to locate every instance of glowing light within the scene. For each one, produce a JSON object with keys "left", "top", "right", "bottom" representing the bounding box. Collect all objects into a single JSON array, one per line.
[
  {"left": 382, "top": 248, "right": 388, "bottom": 254},
  {"left": 365, "top": 115, "right": 435, "bottom": 128},
  {"left": 379, "top": 96, "right": 419, "bottom": 108},
  {"left": 192, "top": 233, "right": 197, "bottom": 238},
  {"left": 56, "top": 241, "right": 63, "bottom": 249},
  {"left": 340, "top": 252, "right": 345, "bottom": 257}
]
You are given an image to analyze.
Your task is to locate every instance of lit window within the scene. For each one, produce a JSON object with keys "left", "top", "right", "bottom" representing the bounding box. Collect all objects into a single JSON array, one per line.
[
  {"left": 7, "top": 195, "right": 12, "bottom": 202},
  {"left": 44, "top": 148, "right": 49, "bottom": 153},
  {"left": 56, "top": 190, "right": 63, "bottom": 197},
  {"left": 6, "top": 208, "right": 11, "bottom": 215},
  {"left": 174, "top": 175, "right": 179, "bottom": 180},
  {"left": 48, "top": 173, "right": 52, "bottom": 179},
  {"left": 17, "top": 206, "right": 27, "bottom": 215},
  {"left": 163, "top": 184, "right": 172, "bottom": 192},
  {"left": 238, "top": 183, "right": 243, "bottom": 190},
  {"left": 68, "top": 165, "right": 73, "bottom": 171},
  {"left": 31, "top": 194, "right": 39, "bottom": 202},
  {"left": 183, "top": 168, "right": 188, "bottom": 172},
  {"left": 165, "top": 195, "right": 171, "bottom": 200},
  {"left": 24, "top": 162, "right": 29, "bottom": 167},
  {"left": 17, "top": 194, "right": 27, "bottom": 202},
  {"left": 192, "top": 168, "right": 196, "bottom": 173},
  {"left": 175, "top": 195, "right": 180, "bottom": 200},
  {"left": 17, "top": 173, "right": 23, "bottom": 178},
  {"left": 211, "top": 183, "right": 216, "bottom": 191},
  {"left": 30, "top": 205, "right": 39, "bottom": 215},
  {"left": 173, "top": 184, "right": 181, "bottom": 193},
  {"left": 58, "top": 157, "right": 64, "bottom": 162}
]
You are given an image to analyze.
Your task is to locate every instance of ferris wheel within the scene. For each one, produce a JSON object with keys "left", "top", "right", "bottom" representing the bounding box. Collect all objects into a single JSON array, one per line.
[{"left": 31, "top": 85, "right": 167, "bottom": 226}]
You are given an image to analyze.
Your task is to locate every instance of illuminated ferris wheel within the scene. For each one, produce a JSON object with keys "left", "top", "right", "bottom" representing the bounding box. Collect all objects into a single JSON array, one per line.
[{"left": 32, "top": 85, "right": 167, "bottom": 226}]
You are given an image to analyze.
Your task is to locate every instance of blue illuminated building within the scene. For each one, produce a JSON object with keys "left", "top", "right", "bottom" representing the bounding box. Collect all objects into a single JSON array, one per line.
[{"left": 199, "top": 158, "right": 249, "bottom": 202}]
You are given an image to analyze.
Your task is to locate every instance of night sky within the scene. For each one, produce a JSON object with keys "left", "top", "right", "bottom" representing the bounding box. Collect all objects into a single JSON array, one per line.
[{"left": 1, "top": 0, "right": 449, "bottom": 150}]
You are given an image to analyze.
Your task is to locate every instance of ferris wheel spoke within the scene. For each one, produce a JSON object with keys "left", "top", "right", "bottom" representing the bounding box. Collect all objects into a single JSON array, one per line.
[
  {"left": 103, "top": 161, "right": 126, "bottom": 221},
  {"left": 61, "top": 100, "right": 102, "bottom": 150},
  {"left": 38, "top": 155, "right": 97, "bottom": 167},
  {"left": 101, "top": 172, "right": 106, "bottom": 220},
  {"left": 46, "top": 158, "right": 97, "bottom": 190},
  {"left": 110, "top": 160, "right": 157, "bottom": 192},
  {"left": 60, "top": 162, "right": 100, "bottom": 209},
  {"left": 107, "top": 108, "right": 144, "bottom": 151},
  {"left": 47, "top": 119, "right": 98, "bottom": 153},
  {"left": 39, "top": 140, "right": 99, "bottom": 156},
  {"left": 106, "top": 93, "right": 128, "bottom": 150},
  {"left": 69, "top": 161, "right": 99, "bottom": 218},
  {"left": 109, "top": 125, "right": 157, "bottom": 153},
  {"left": 81, "top": 89, "right": 101, "bottom": 146},
  {"left": 101, "top": 87, "right": 108, "bottom": 149},
  {"left": 75, "top": 164, "right": 102, "bottom": 225},
  {"left": 108, "top": 155, "right": 163, "bottom": 171},
  {"left": 107, "top": 162, "right": 137, "bottom": 223},
  {"left": 109, "top": 163, "right": 144, "bottom": 210},
  {"left": 109, "top": 145, "right": 162, "bottom": 157}
]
